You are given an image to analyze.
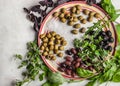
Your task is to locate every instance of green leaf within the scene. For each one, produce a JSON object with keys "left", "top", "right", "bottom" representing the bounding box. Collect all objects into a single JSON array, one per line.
[
  {"left": 112, "top": 69, "right": 120, "bottom": 82},
  {"left": 15, "top": 54, "right": 22, "bottom": 60},
  {"left": 42, "top": 82, "right": 51, "bottom": 86},
  {"left": 116, "top": 24, "right": 120, "bottom": 42},
  {"left": 73, "top": 39, "right": 81, "bottom": 48},
  {"left": 76, "top": 68, "right": 94, "bottom": 78},
  {"left": 86, "top": 80, "right": 96, "bottom": 86},
  {"left": 39, "top": 73, "right": 46, "bottom": 81},
  {"left": 48, "top": 72, "right": 66, "bottom": 85}
]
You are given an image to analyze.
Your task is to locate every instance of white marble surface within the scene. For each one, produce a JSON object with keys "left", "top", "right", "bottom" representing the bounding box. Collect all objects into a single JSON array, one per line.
[{"left": 0, "top": 0, "right": 120, "bottom": 86}]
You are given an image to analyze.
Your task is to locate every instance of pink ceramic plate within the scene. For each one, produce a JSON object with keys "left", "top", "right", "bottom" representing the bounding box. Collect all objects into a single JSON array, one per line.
[{"left": 38, "top": 1, "right": 117, "bottom": 80}]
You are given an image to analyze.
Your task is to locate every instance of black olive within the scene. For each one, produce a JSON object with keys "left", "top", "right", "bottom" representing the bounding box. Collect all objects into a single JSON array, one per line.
[
  {"left": 89, "top": 31, "right": 95, "bottom": 35},
  {"left": 106, "top": 30, "right": 112, "bottom": 37},
  {"left": 103, "top": 36, "right": 109, "bottom": 41},
  {"left": 107, "top": 46, "right": 112, "bottom": 51},
  {"left": 60, "top": 63, "right": 67, "bottom": 68},
  {"left": 73, "top": 55, "right": 79, "bottom": 60},
  {"left": 103, "top": 45, "right": 108, "bottom": 50},
  {"left": 100, "top": 31, "right": 106, "bottom": 36},
  {"left": 99, "top": 41, "right": 105, "bottom": 46},
  {"left": 76, "top": 48, "right": 81, "bottom": 52},
  {"left": 66, "top": 66, "right": 73, "bottom": 70},
  {"left": 103, "top": 40, "right": 109, "bottom": 45},
  {"left": 66, "top": 50, "right": 72, "bottom": 55},
  {"left": 108, "top": 37, "right": 114, "bottom": 43}
]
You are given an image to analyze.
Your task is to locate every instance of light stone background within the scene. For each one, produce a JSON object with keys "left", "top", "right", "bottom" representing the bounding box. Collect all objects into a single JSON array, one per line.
[{"left": 0, "top": 0, "right": 120, "bottom": 86}]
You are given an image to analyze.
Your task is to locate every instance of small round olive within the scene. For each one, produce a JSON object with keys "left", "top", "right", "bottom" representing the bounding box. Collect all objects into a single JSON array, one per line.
[
  {"left": 68, "top": 16, "right": 74, "bottom": 21},
  {"left": 78, "top": 16, "right": 84, "bottom": 20},
  {"left": 55, "top": 40, "right": 61, "bottom": 44},
  {"left": 59, "top": 13, "right": 64, "bottom": 18},
  {"left": 54, "top": 50, "right": 59, "bottom": 54},
  {"left": 47, "top": 33, "right": 52, "bottom": 38},
  {"left": 57, "top": 52, "right": 63, "bottom": 57},
  {"left": 71, "top": 30, "right": 78, "bottom": 34},
  {"left": 48, "top": 51, "right": 53, "bottom": 55},
  {"left": 45, "top": 47, "right": 49, "bottom": 52},
  {"left": 51, "top": 56, "right": 56, "bottom": 60},
  {"left": 79, "top": 27, "right": 86, "bottom": 33},
  {"left": 43, "top": 43, "right": 47, "bottom": 47},
  {"left": 81, "top": 19, "right": 87, "bottom": 24},
  {"left": 61, "top": 41, "right": 67, "bottom": 46},
  {"left": 50, "top": 31, "right": 56, "bottom": 36},
  {"left": 71, "top": 7, "right": 76, "bottom": 13},
  {"left": 71, "top": 13, "right": 76, "bottom": 17},
  {"left": 59, "top": 46, "right": 64, "bottom": 50},
  {"left": 94, "top": 13, "right": 101, "bottom": 18},
  {"left": 43, "top": 52, "right": 48, "bottom": 56},
  {"left": 49, "top": 37, "right": 55, "bottom": 41},
  {"left": 48, "top": 41, "right": 54, "bottom": 45},
  {"left": 60, "top": 37, "right": 65, "bottom": 41},
  {"left": 74, "top": 23, "right": 81, "bottom": 29},
  {"left": 40, "top": 34, "right": 46, "bottom": 39},
  {"left": 60, "top": 18, "right": 66, "bottom": 23},
  {"left": 54, "top": 45, "right": 58, "bottom": 50},
  {"left": 61, "top": 8, "right": 66, "bottom": 13},
  {"left": 53, "top": 12, "right": 59, "bottom": 17},
  {"left": 76, "top": 10, "right": 80, "bottom": 15},
  {"left": 55, "top": 34, "right": 61, "bottom": 39},
  {"left": 65, "top": 13, "right": 71, "bottom": 19},
  {"left": 89, "top": 11, "right": 95, "bottom": 16},
  {"left": 87, "top": 16, "right": 93, "bottom": 22},
  {"left": 73, "top": 17, "right": 78, "bottom": 22},
  {"left": 83, "top": 9, "right": 90, "bottom": 15},
  {"left": 76, "top": 5, "right": 81, "bottom": 10},
  {"left": 40, "top": 45, "right": 45, "bottom": 50},
  {"left": 43, "top": 37, "right": 48, "bottom": 42},
  {"left": 68, "top": 21, "right": 74, "bottom": 26},
  {"left": 49, "top": 45, "right": 54, "bottom": 50}
]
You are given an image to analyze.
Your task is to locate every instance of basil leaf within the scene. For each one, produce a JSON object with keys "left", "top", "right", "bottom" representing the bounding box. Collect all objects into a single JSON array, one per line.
[
  {"left": 112, "top": 69, "right": 120, "bottom": 82},
  {"left": 39, "top": 73, "right": 46, "bottom": 81},
  {"left": 76, "top": 68, "right": 93, "bottom": 78}
]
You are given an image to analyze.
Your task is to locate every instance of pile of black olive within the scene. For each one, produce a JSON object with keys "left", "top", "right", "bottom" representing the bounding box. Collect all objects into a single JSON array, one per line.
[{"left": 99, "top": 30, "right": 114, "bottom": 51}]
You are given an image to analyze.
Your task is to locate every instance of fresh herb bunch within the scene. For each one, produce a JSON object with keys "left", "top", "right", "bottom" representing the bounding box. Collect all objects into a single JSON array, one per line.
[{"left": 15, "top": 41, "right": 66, "bottom": 86}]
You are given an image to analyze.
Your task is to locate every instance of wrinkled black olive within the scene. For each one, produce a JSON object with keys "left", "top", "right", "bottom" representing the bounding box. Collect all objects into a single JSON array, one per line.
[
  {"left": 108, "top": 37, "right": 114, "bottom": 43},
  {"left": 106, "top": 30, "right": 112, "bottom": 37},
  {"left": 107, "top": 46, "right": 112, "bottom": 51}
]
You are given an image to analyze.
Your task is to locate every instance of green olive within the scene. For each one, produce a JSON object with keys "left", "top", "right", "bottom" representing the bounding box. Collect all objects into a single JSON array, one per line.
[
  {"left": 61, "top": 8, "right": 66, "bottom": 13},
  {"left": 43, "top": 43, "right": 47, "bottom": 47},
  {"left": 74, "top": 23, "right": 81, "bottom": 29},
  {"left": 73, "top": 17, "right": 78, "bottom": 22},
  {"left": 49, "top": 37, "right": 55, "bottom": 41},
  {"left": 79, "top": 27, "right": 86, "bottom": 33},
  {"left": 40, "top": 45, "right": 45, "bottom": 50},
  {"left": 67, "top": 21, "right": 74, "bottom": 26},
  {"left": 60, "top": 18, "right": 66, "bottom": 23},
  {"left": 54, "top": 45, "right": 58, "bottom": 50},
  {"left": 47, "top": 33, "right": 52, "bottom": 38},
  {"left": 76, "top": 5, "right": 81, "bottom": 10},
  {"left": 61, "top": 41, "right": 67, "bottom": 46},
  {"left": 55, "top": 34, "right": 61, "bottom": 39},
  {"left": 49, "top": 45, "right": 54, "bottom": 50},
  {"left": 68, "top": 16, "right": 74, "bottom": 21},
  {"left": 54, "top": 50, "right": 59, "bottom": 54},
  {"left": 59, "top": 46, "right": 64, "bottom": 50},
  {"left": 71, "top": 30, "right": 78, "bottom": 34},
  {"left": 76, "top": 10, "right": 80, "bottom": 15},
  {"left": 43, "top": 52, "right": 48, "bottom": 56},
  {"left": 60, "top": 37, "right": 65, "bottom": 41},
  {"left": 65, "top": 13, "right": 71, "bottom": 19},
  {"left": 51, "top": 55, "right": 56, "bottom": 60},
  {"left": 43, "top": 37, "right": 48, "bottom": 42},
  {"left": 57, "top": 52, "right": 63, "bottom": 57},
  {"left": 94, "top": 13, "right": 101, "bottom": 18},
  {"left": 40, "top": 34, "right": 46, "bottom": 39},
  {"left": 71, "top": 13, "right": 76, "bottom": 17},
  {"left": 50, "top": 31, "right": 56, "bottom": 36},
  {"left": 78, "top": 16, "right": 84, "bottom": 20},
  {"left": 83, "top": 9, "right": 90, "bottom": 15},
  {"left": 87, "top": 16, "right": 93, "bottom": 22},
  {"left": 71, "top": 7, "right": 76, "bottom": 13},
  {"left": 48, "top": 41, "right": 54, "bottom": 45},
  {"left": 45, "top": 47, "right": 49, "bottom": 52},
  {"left": 53, "top": 12, "right": 59, "bottom": 17},
  {"left": 59, "top": 13, "right": 64, "bottom": 18},
  {"left": 89, "top": 11, "right": 95, "bottom": 16},
  {"left": 81, "top": 19, "right": 87, "bottom": 24},
  {"left": 55, "top": 40, "right": 61, "bottom": 45}
]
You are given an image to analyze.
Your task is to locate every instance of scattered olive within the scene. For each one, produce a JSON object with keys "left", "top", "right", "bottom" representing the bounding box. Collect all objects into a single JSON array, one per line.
[
  {"left": 68, "top": 16, "right": 74, "bottom": 21},
  {"left": 53, "top": 12, "right": 59, "bottom": 17},
  {"left": 94, "top": 13, "right": 101, "bottom": 18},
  {"left": 83, "top": 9, "right": 90, "bottom": 15},
  {"left": 73, "top": 17, "right": 78, "bottom": 22},
  {"left": 60, "top": 18, "right": 66, "bottom": 23},
  {"left": 50, "top": 31, "right": 56, "bottom": 36},
  {"left": 65, "top": 13, "right": 70, "bottom": 19},
  {"left": 81, "top": 19, "right": 87, "bottom": 24},
  {"left": 79, "top": 27, "right": 86, "bottom": 33},
  {"left": 61, "top": 40, "right": 67, "bottom": 46},
  {"left": 67, "top": 21, "right": 74, "bottom": 26},
  {"left": 78, "top": 16, "right": 84, "bottom": 20},
  {"left": 76, "top": 5, "right": 81, "bottom": 10},
  {"left": 76, "top": 10, "right": 80, "bottom": 15},
  {"left": 71, "top": 13, "right": 76, "bottom": 17},
  {"left": 89, "top": 11, "right": 95, "bottom": 16},
  {"left": 59, "top": 13, "right": 64, "bottom": 18},
  {"left": 61, "top": 8, "right": 66, "bottom": 13},
  {"left": 87, "top": 16, "right": 93, "bottom": 22},
  {"left": 71, "top": 30, "right": 78, "bottom": 34},
  {"left": 57, "top": 52, "right": 63, "bottom": 57},
  {"left": 71, "top": 7, "right": 76, "bottom": 13},
  {"left": 74, "top": 23, "right": 81, "bottom": 29}
]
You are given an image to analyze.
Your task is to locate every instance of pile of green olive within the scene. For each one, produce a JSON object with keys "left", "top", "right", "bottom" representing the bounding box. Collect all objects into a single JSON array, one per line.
[
  {"left": 40, "top": 31, "right": 67, "bottom": 60},
  {"left": 53, "top": 5, "right": 101, "bottom": 35}
]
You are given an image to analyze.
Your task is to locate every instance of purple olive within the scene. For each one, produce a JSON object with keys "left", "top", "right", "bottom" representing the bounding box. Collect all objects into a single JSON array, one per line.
[
  {"left": 71, "top": 48, "right": 77, "bottom": 54},
  {"left": 65, "top": 56, "right": 72, "bottom": 62},
  {"left": 66, "top": 50, "right": 72, "bottom": 55}
]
